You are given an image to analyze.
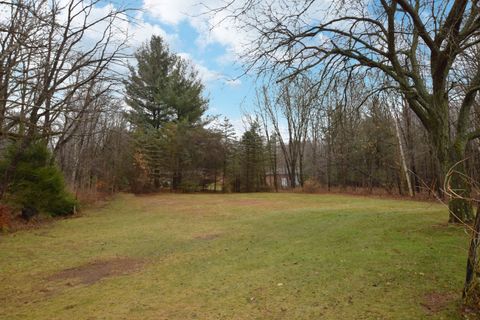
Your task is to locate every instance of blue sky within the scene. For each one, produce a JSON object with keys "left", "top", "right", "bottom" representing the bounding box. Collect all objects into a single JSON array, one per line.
[{"left": 111, "top": 0, "right": 259, "bottom": 133}]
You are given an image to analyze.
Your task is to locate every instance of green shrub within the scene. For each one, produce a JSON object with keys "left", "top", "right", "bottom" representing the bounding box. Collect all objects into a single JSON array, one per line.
[{"left": 0, "top": 141, "right": 76, "bottom": 216}]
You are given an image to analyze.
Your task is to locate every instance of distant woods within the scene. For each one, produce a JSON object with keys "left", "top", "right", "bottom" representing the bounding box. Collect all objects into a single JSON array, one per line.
[{"left": 256, "top": 74, "right": 444, "bottom": 196}]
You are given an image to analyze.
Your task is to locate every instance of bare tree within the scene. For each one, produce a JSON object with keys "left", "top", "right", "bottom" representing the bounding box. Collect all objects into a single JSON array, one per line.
[
  {"left": 0, "top": 0, "right": 130, "bottom": 198},
  {"left": 258, "top": 75, "right": 317, "bottom": 188},
  {"left": 387, "top": 94, "right": 414, "bottom": 197}
]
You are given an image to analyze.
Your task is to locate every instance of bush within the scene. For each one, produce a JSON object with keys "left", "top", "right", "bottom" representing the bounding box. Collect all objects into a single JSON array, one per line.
[
  {"left": 0, "top": 141, "right": 76, "bottom": 217},
  {"left": 0, "top": 204, "right": 12, "bottom": 231},
  {"left": 303, "top": 179, "right": 322, "bottom": 193}
]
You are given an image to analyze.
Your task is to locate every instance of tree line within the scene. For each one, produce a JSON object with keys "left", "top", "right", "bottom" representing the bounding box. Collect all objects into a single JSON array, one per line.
[
  {"left": 0, "top": 0, "right": 274, "bottom": 213},
  {"left": 1, "top": 1, "right": 479, "bottom": 207}
]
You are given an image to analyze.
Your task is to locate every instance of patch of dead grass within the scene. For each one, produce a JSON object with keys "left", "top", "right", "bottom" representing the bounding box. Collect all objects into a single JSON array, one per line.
[
  {"left": 45, "top": 257, "right": 145, "bottom": 285},
  {"left": 194, "top": 233, "right": 221, "bottom": 240},
  {"left": 421, "top": 291, "right": 457, "bottom": 314}
]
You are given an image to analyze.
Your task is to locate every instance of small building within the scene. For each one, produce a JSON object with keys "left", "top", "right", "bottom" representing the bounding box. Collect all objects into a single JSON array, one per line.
[{"left": 265, "top": 172, "right": 299, "bottom": 189}]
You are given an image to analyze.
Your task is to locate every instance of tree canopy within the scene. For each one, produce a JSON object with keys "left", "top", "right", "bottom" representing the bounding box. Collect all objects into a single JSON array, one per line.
[{"left": 125, "top": 36, "right": 207, "bottom": 130}]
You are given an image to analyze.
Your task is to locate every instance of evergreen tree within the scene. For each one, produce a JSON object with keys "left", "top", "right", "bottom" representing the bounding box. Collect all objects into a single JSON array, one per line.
[
  {"left": 125, "top": 36, "right": 175, "bottom": 130},
  {"left": 218, "top": 117, "right": 237, "bottom": 192},
  {"left": 239, "top": 121, "right": 266, "bottom": 192},
  {"left": 125, "top": 36, "right": 207, "bottom": 129},
  {"left": 124, "top": 35, "right": 208, "bottom": 191},
  {"left": 0, "top": 142, "right": 76, "bottom": 217}
]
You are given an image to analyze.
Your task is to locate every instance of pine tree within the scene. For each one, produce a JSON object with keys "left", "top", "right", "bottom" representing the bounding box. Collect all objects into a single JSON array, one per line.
[
  {"left": 239, "top": 121, "right": 266, "bottom": 192},
  {"left": 124, "top": 35, "right": 208, "bottom": 191},
  {"left": 125, "top": 36, "right": 207, "bottom": 129},
  {"left": 219, "top": 117, "right": 237, "bottom": 192}
]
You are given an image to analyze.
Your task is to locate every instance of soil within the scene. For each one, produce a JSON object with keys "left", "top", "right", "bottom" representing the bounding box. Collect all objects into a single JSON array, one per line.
[
  {"left": 194, "top": 233, "right": 221, "bottom": 240},
  {"left": 46, "top": 257, "right": 145, "bottom": 285},
  {"left": 421, "top": 292, "right": 457, "bottom": 314}
]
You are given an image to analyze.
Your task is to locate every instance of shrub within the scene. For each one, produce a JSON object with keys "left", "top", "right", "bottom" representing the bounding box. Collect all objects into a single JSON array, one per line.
[
  {"left": 303, "top": 179, "right": 322, "bottom": 193},
  {"left": 0, "top": 141, "right": 76, "bottom": 217},
  {"left": 0, "top": 204, "right": 12, "bottom": 231}
]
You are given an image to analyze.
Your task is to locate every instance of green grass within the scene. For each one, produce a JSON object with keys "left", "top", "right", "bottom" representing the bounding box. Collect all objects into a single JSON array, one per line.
[{"left": 0, "top": 193, "right": 469, "bottom": 319}]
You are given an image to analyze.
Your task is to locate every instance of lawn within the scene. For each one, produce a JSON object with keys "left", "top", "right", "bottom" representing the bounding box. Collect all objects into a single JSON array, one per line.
[{"left": 0, "top": 193, "right": 468, "bottom": 319}]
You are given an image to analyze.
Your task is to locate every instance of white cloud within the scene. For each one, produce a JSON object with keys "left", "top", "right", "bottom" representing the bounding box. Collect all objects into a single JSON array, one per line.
[
  {"left": 143, "top": 0, "right": 202, "bottom": 25},
  {"left": 142, "top": 0, "right": 252, "bottom": 57},
  {"left": 195, "top": 63, "right": 223, "bottom": 82},
  {"left": 126, "top": 15, "right": 177, "bottom": 48},
  {"left": 179, "top": 52, "right": 222, "bottom": 82},
  {"left": 140, "top": 0, "right": 336, "bottom": 72},
  {"left": 83, "top": 7, "right": 177, "bottom": 50},
  {"left": 44, "top": 1, "right": 245, "bottom": 93},
  {"left": 140, "top": 1, "right": 275, "bottom": 88},
  {"left": 215, "top": 50, "right": 238, "bottom": 65},
  {"left": 232, "top": 117, "right": 246, "bottom": 135},
  {"left": 178, "top": 52, "right": 242, "bottom": 87},
  {"left": 225, "top": 78, "right": 241, "bottom": 87},
  {"left": 53, "top": 2, "right": 177, "bottom": 58},
  {"left": 208, "top": 116, "right": 245, "bottom": 136}
]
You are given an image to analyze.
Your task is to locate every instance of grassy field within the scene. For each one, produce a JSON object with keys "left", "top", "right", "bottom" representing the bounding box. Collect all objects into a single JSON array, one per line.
[{"left": 0, "top": 193, "right": 469, "bottom": 319}]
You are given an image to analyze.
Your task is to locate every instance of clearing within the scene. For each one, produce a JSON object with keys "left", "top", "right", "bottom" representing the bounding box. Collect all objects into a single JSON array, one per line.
[{"left": 0, "top": 193, "right": 468, "bottom": 319}]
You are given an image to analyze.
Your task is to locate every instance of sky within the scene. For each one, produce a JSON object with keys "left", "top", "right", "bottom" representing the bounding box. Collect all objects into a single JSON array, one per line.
[{"left": 107, "top": 0, "right": 259, "bottom": 134}]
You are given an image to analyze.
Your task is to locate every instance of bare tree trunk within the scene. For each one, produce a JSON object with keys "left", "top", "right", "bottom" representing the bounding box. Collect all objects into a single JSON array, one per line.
[
  {"left": 273, "top": 144, "right": 278, "bottom": 191},
  {"left": 429, "top": 122, "right": 474, "bottom": 223},
  {"left": 463, "top": 205, "right": 480, "bottom": 309},
  {"left": 214, "top": 169, "right": 217, "bottom": 192},
  {"left": 222, "top": 158, "right": 227, "bottom": 193},
  {"left": 392, "top": 106, "right": 413, "bottom": 197}
]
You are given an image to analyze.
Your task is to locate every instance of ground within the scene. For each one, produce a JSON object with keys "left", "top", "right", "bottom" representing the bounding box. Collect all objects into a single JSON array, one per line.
[{"left": 0, "top": 193, "right": 469, "bottom": 319}]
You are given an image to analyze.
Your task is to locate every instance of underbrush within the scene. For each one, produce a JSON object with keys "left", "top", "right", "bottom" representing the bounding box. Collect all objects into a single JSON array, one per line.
[{"left": 298, "top": 179, "right": 437, "bottom": 201}]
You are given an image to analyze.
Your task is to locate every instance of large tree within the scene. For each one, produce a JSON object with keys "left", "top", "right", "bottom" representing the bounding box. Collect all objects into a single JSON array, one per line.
[
  {"left": 125, "top": 36, "right": 207, "bottom": 129},
  {"left": 239, "top": 121, "right": 267, "bottom": 192},
  {"left": 217, "top": 0, "right": 480, "bottom": 223},
  {"left": 124, "top": 35, "right": 208, "bottom": 190}
]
